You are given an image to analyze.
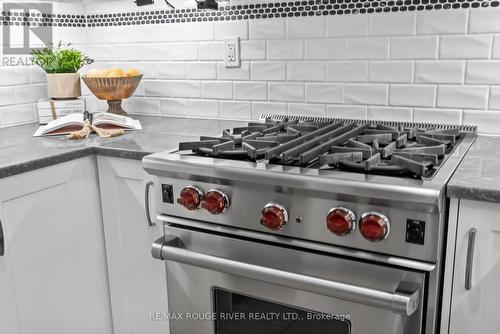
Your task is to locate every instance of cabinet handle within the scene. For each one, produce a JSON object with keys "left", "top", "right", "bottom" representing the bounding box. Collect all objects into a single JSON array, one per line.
[
  {"left": 0, "top": 219, "right": 4, "bottom": 256},
  {"left": 465, "top": 228, "right": 477, "bottom": 291},
  {"left": 145, "top": 181, "right": 156, "bottom": 227}
]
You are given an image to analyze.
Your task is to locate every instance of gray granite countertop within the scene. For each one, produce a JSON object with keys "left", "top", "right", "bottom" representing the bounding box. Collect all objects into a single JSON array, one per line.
[
  {"left": 0, "top": 116, "right": 246, "bottom": 179},
  {"left": 447, "top": 135, "right": 500, "bottom": 203}
]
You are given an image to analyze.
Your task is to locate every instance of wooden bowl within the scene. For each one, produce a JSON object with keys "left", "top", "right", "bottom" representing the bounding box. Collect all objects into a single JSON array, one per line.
[{"left": 82, "top": 75, "right": 143, "bottom": 115}]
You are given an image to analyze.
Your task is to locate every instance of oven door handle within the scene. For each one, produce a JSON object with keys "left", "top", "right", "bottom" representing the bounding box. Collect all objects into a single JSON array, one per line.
[{"left": 152, "top": 236, "right": 421, "bottom": 316}]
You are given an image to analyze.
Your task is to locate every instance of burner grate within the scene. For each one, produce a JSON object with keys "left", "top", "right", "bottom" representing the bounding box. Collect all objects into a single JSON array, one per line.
[
  {"left": 258, "top": 114, "right": 478, "bottom": 133},
  {"left": 177, "top": 116, "right": 472, "bottom": 179}
]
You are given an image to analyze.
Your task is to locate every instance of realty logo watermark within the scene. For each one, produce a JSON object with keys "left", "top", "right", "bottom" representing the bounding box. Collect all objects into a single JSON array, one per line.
[{"left": 2, "top": 2, "right": 53, "bottom": 66}]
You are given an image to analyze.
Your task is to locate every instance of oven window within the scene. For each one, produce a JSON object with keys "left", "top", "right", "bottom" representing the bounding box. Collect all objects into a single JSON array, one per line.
[{"left": 213, "top": 288, "right": 351, "bottom": 334}]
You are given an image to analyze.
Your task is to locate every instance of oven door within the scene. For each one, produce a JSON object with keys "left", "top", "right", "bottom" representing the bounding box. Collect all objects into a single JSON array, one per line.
[{"left": 152, "top": 221, "right": 427, "bottom": 334}]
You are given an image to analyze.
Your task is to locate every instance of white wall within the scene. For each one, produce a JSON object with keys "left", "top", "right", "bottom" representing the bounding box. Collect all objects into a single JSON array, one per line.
[
  {"left": 80, "top": 2, "right": 500, "bottom": 134},
  {"left": 0, "top": 0, "right": 85, "bottom": 127},
  {"left": 2, "top": 1, "right": 500, "bottom": 134}
]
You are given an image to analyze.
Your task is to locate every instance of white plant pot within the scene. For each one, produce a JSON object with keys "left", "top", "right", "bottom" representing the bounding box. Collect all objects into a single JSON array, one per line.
[{"left": 46, "top": 73, "right": 82, "bottom": 99}]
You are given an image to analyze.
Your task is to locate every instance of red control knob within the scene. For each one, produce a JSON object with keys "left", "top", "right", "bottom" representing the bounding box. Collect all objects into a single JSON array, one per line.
[
  {"left": 177, "top": 186, "right": 203, "bottom": 210},
  {"left": 326, "top": 207, "right": 356, "bottom": 236},
  {"left": 359, "top": 212, "right": 390, "bottom": 242},
  {"left": 260, "top": 203, "right": 288, "bottom": 231},
  {"left": 201, "top": 189, "right": 229, "bottom": 215}
]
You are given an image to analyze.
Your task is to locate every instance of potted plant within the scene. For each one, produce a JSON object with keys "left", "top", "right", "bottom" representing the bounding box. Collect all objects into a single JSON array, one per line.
[{"left": 31, "top": 42, "right": 94, "bottom": 100}]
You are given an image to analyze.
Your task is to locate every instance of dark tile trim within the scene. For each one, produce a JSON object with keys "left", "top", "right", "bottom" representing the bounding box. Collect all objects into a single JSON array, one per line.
[{"left": 1, "top": 0, "right": 499, "bottom": 28}]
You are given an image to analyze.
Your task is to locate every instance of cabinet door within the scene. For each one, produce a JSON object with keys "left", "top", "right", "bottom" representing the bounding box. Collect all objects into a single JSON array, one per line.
[
  {"left": 97, "top": 156, "right": 168, "bottom": 334},
  {"left": 0, "top": 156, "right": 112, "bottom": 334},
  {"left": 449, "top": 199, "right": 500, "bottom": 334}
]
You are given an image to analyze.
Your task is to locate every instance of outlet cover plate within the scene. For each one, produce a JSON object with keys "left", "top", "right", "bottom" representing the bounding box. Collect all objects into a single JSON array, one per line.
[{"left": 224, "top": 37, "right": 241, "bottom": 68}]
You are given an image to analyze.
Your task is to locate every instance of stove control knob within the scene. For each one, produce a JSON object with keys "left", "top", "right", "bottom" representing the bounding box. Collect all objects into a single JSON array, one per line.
[
  {"left": 359, "top": 212, "right": 390, "bottom": 242},
  {"left": 326, "top": 207, "right": 356, "bottom": 236},
  {"left": 177, "top": 186, "right": 204, "bottom": 210},
  {"left": 260, "top": 203, "right": 288, "bottom": 231},
  {"left": 201, "top": 189, "right": 230, "bottom": 215}
]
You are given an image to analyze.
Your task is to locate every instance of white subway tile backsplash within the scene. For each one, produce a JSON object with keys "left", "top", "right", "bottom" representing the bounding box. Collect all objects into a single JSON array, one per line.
[
  {"left": 30, "top": 67, "right": 46, "bottom": 84},
  {"left": 0, "top": 67, "right": 30, "bottom": 86},
  {"left": 346, "top": 37, "right": 389, "bottom": 59},
  {"left": 0, "top": 104, "right": 35, "bottom": 127},
  {"left": 326, "top": 61, "right": 367, "bottom": 82},
  {"left": 288, "top": 103, "right": 326, "bottom": 116},
  {"left": 5, "top": 5, "right": 500, "bottom": 129},
  {"left": 241, "top": 40, "right": 266, "bottom": 60},
  {"left": 287, "top": 61, "right": 325, "bottom": 81},
  {"left": 145, "top": 80, "right": 201, "bottom": 98},
  {"left": 305, "top": 39, "right": 346, "bottom": 60},
  {"left": 439, "top": 35, "right": 492, "bottom": 59},
  {"left": 217, "top": 62, "right": 251, "bottom": 80},
  {"left": 368, "top": 61, "right": 413, "bottom": 83},
  {"left": 305, "top": 83, "right": 344, "bottom": 104},
  {"left": 219, "top": 101, "right": 252, "bottom": 119},
  {"left": 164, "top": 43, "right": 199, "bottom": 61},
  {"left": 389, "top": 85, "right": 436, "bottom": 107},
  {"left": 369, "top": 12, "right": 416, "bottom": 36},
  {"left": 123, "top": 97, "right": 160, "bottom": 115},
  {"left": 463, "top": 110, "right": 500, "bottom": 134},
  {"left": 437, "top": 85, "right": 488, "bottom": 109},
  {"left": 251, "top": 102, "right": 287, "bottom": 119},
  {"left": 326, "top": 105, "right": 367, "bottom": 119},
  {"left": 249, "top": 18, "right": 286, "bottom": 40},
  {"left": 185, "top": 62, "right": 217, "bottom": 79},
  {"left": 160, "top": 98, "right": 188, "bottom": 116},
  {"left": 188, "top": 99, "right": 219, "bottom": 117},
  {"left": 413, "top": 108, "right": 462, "bottom": 124},
  {"left": 156, "top": 62, "right": 186, "bottom": 79},
  {"left": 215, "top": 20, "right": 248, "bottom": 40},
  {"left": 327, "top": 14, "right": 369, "bottom": 37},
  {"left": 345, "top": 84, "right": 388, "bottom": 105},
  {"left": 268, "top": 40, "right": 304, "bottom": 60},
  {"left": 201, "top": 81, "right": 233, "bottom": 99},
  {"left": 234, "top": 82, "right": 267, "bottom": 101},
  {"left": 368, "top": 106, "right": 413, "bottom": 121},
  {"left": 269, "top": 82, "right": 304, "bottom": 102},
  {"left": 251, "top": 61, "right": 286, "bottom": 81},
  {"left": 490, "top": 87, "right": 500, "bottom": 110},
  {"left": 416, "top": 9, "right": 468, "bottom": 35},
  {"left": 469, "top": 8, "right": 500, "bottom": 33},
  {"left": 181, "top": 22, "right": 215, "bottom": 41},
  {"left": 415, "top": 61, "right": 465, "bottom": 84},
  {"left": 198, "top": 42, "right": 224, "bottom": 60},
  {"left": 391, "top": 36, "right": 438, "bottom": 59},
  {"left": 494, "top": 36, "right": 500, "bottom": 58},
  {"left": 0, "top": 87, "right": 16, "bottom": 107},
  {"left": 286, "top": 16, "right": 326, "bottom": 39},
  {"left": 199, "top": 42, "right": 223, "bottom": 60},
  {"left": 15, "top": 84, "right": 47, "bottom": 105},
  {"left": 466, "top": 61, "right": 500, "bottom": 84}
]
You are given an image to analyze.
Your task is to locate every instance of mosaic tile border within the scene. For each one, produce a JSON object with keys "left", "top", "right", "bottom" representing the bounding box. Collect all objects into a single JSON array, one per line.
[
  {"left": 1, "top": 0, "right": 499, "bottom": 28},
  {"left": 0, "top": 12, "right": 86, "bottom": 27},
  {"left": 85, "top": 0, "right": 500, "bottom": 26}
]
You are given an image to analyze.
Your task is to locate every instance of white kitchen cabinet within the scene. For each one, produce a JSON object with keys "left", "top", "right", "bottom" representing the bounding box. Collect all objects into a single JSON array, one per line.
[
  {"left": 97, "top": 156, "right": 169, "bottom": 334},
  {"left": 444, "top": 198, "right": 500, "bottom": 333},
  {"left": 0, "top": 156, "right": 112, "bottom": 334}
]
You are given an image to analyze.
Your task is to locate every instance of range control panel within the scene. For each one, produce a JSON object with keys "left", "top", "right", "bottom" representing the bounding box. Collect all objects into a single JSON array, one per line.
[{"left": 157, "top": 179, "right": 440, "bottom": 262}]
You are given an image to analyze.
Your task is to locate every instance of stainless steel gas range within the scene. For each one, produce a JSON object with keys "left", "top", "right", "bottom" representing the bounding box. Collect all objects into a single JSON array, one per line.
[{"left": 143, "top": 115, "right": 476, "bottom": 334}]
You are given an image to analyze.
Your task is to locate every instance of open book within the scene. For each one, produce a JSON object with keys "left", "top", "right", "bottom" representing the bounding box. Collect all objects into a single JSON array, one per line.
[{"left": 33, "top": 112, "right": 142, "bottom": 137}]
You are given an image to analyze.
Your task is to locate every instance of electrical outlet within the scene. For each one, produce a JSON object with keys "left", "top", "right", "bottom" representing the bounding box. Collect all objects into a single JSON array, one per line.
[{"left": 224, "top": 37, "right": 240, "bottom": 68}]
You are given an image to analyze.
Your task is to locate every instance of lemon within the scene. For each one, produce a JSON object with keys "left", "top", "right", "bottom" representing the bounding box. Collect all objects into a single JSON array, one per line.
[
  {"left": 86, "top": 69, "right": 103, "bottom": 78},
  {"left": 125, "top": 68, "right": 141, "bottom": 77}
]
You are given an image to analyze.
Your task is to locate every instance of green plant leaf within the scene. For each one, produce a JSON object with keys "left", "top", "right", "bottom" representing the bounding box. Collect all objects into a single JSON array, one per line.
[{"left": 30, "top": 42, "right": 94, "bottom": 74}]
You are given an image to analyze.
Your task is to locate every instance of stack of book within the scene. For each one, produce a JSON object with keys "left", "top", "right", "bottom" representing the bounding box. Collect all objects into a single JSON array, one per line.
[{"left": 37, "top": 98, "right": 86, "bottom": 125}]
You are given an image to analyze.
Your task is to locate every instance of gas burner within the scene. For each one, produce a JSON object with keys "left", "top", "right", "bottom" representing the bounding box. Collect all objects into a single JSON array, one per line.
[{"left": 177, "top": 116, "right": 473, "bottom": 179}]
